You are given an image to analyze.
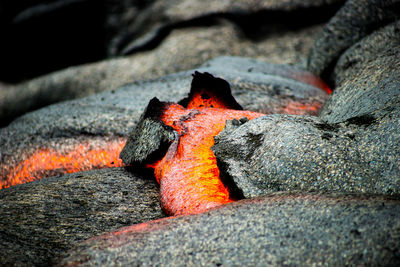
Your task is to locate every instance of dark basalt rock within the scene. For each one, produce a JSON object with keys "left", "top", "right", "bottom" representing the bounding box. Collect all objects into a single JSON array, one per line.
[
  {"left": 212, "top": 4, "right": 400, "bottom": 200},
  {"left": 0, "top": 167, "right": 164, "bottom": 266},
  {"left": 306, "top": 0, "right": 400, "bottom": 79},
  {"left": 213, "top": 106, "right": 400, "bottom": 198},
  {"left": 319, "top": 20, "right": 400, "bottom": 123},
  {"left": 120, "top": 98, "right": 177, "bottom": 166},
  {"left": 58, "top": 193, "right": 400, "bottom": 266}
]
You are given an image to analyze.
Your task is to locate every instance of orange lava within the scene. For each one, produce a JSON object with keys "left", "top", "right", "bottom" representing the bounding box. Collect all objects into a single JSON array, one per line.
[
  {"left": 1, "top": 138, "right": 126, "bottom": 189},
  {"left": 148, "top": 97, "right": 264, "bottom": 215}
]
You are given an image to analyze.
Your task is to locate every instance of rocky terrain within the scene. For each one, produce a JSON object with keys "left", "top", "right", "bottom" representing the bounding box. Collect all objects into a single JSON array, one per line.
[{"left": 0, "top": 0, "right": 399, "bottom": 266}]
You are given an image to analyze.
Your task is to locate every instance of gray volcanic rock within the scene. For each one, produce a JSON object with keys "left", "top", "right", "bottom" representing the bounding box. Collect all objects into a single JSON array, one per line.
[
  {"left": 319, "top": 21, "right": 400, "bottom": 123},
  {"left": 58, "top": 193, "right": 400, "bottom": 266},
  {"left": 213, "top": 106, "right": 400, "bottom": 198},
  {"left": 212, "top": 4, "right": 400, "bottom": 200},
  {"left": 120, "top": 117, "right": 176, "bottom": 166},
  {"left": 0, "top": 167, "right": 164, "bottom": 266},
  {"left": 306, "top": 0, "right": 400, "bottom": 77},
  {"left": 111, "top": 0, "right": 343, "bottom": 55},
  {"left": 0, "top": 57, "right": 328, "bottom": 187}
]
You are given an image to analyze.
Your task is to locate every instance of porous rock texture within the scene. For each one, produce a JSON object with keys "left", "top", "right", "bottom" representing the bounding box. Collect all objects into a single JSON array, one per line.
[
  {"left": 58, "top": 193, "right": 400, "bottom": 266},
  {"left": 2, "top": 0, "right": 399, "bottom": 266},
  {"left": 213, "top": 109, "right": 399, "bottom": 198},
  {"left": 319, "top": 20, "right": 400, "bottom": 123},
  {"left": 306, "top": 0, "right": 400, "bottom": 78},
  {"left": 213, "top": 4, "right": 400, "bottom": 199},
  {"left": 0, "top": 58, "right": 328, "bottom": 265},
  {"left": 0, "top": 0, "right": 343, "bottom": 126},
  {"left": 0, "top": 168, "right": 163, "bottom": 266}
]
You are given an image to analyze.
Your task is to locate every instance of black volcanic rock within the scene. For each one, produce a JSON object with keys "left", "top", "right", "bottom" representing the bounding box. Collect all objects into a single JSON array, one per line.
[
  {"left": 319, "top": 20, "right": 400, "bottom": 123},
  {"left": 0, "top": 168, "right": 164, "bottom": 266},
  {"left": 213, "top": 107, "right": 400, "bottom": 198},
  {"left": 306, "top": 0, "right": 400, "bottom": 78},
  {"left": 213, "top": 15, "right": 400, "bottom": 199},
  {"left": 58, "top": 193, "right": 400, "bottom": 266}
]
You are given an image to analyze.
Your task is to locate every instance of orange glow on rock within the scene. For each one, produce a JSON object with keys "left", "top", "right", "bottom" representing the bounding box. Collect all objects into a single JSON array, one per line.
[
  {"left": 186, "top": 91, "right": 232, "bottom": 109},
  {"left": 149, "top": 102, "right": 264, "bottom": 216},
  {"left": 282, "top": 101, "right": 322, "bottom": 115},
  {"left": 0, "top": 138, "right": 126, "bottom": 189},
  {"left": 290, "top": 71, "right": 332, "bottom": 94}
]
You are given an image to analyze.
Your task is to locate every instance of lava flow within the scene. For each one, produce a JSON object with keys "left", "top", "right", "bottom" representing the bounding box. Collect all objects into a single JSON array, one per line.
[
  {"left": 0, "top": 138, "right": 126, "bottom": 189},
  {"left": 121, "top": 72, "right": 264, "bottom": 215},
  {"left": 121, "top": 71, "right": 332, "bottom": 216},
  {"left": 155, "top": 102, "right": 263, "bottom": 215}
]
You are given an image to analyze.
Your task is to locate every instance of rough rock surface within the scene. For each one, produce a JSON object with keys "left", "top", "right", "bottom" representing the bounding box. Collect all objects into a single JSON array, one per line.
[
  {"left": 0, "top": 0, "right": 341, "bottom": 126},
  {"left": 306, "top": 0, "right": 400, "bottom": 78},
  {"left": 0, "top": 57, "right": 328, "bottom": 186},
  {"left": 213, "top": 108, "right": 400, "bottom": 198},
  {"left": 212, "top": 18, "right": 400, "bottom": 199},
  {"left": 0, "top": 167, "right": 164, "bottom": 266},
  {"left": 2, "top": 1, "right": 398, "bottom": 266},
  {"left": 319, "top": 20, "right": 400, "bottom": 123},
  {"left": 59, "top": 193, "right": 400, "bottom": 266}
]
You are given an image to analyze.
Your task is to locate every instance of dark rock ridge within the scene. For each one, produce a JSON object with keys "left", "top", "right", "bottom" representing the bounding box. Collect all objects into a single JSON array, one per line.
[
  {"left": 0, "top": 167, "right": 164, "bottom": 266},
  {"left": 213, "top": 10, "right": 400, "bottom": 199},
  {"left": 319, "top": 20, "right": 400, "bottom": 123},
  {"left": 213, "top": 108, "right": 400, "bottom": 198},
  {"left": 306, "top": 0, "right": 400, "bottom": 80},
  {"left": 58, "top": 193, "right": 400, "bottom": 266}
]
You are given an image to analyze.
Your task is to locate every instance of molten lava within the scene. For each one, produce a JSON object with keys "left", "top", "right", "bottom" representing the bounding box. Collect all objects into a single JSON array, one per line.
[
  {"left": 152, "top": 104, "right": 263, "bottom": 215},
  {"left": 1, "top": 138, "right": 126, "bottom": 189},
  {"left": 122, "top": 71, "right": 331, "bottom": 216},
  {"left": 135, "top": 73, "right": 265, "bottom": 215},
  {"left": 2, "top": 70, "right": 330, "bottom": 219}
]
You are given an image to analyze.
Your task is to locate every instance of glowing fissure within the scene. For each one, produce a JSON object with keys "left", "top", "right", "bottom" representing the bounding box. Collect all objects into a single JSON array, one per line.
[{"left": 0, "top": 138, "right": 126, "bottom": 189}]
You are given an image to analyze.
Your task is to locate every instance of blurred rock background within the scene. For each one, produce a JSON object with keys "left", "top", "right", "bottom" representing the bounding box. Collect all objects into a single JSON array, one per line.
[{"left": 0, "top": 0, "right": 344, "bottom": 126}]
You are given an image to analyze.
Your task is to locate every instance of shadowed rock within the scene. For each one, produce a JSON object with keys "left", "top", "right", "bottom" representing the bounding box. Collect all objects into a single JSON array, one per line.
[
  {"left": 58, "top": 193, "right": 400, "bottom": 266},
  {"left": 319, "top": 20, "right": 400, "bottom": 123},
  {"left": 306, "top": 0, "right": 400, "bottom": 78},
  {"left": 213, "top": 108, "right": 400, "bottom": 198},
  {"left": 120, "top": 98, "right": 177, "bottom": 166},
  {"left": 0, "top": 0, "right": 340, "bottom": 126},
  {"left": 0, "top": 167, "right": 164, "bottom": 266}
]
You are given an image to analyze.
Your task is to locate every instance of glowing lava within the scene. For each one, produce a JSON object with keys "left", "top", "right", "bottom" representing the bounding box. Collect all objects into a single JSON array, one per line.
[
  {"left": 152, "top": 104, "right": 263, "bottom": 215},
  {"left": 1, "top": 138, "right": 126, "bottom": 189},
  {"left": 125, "top": 71, "right": 331, "bottom": 216}
]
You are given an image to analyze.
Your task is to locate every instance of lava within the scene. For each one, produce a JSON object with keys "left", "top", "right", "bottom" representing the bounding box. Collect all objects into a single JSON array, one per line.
[
  {"left": 153, "top": 103, "right": 263, "bottom": 215},
  {"left": 2, "top": 69, "right": 330, "bottom": 216},
  {"left": 282, "top": 101, "right": 322, "bottom": 115},
  {"left": 125, "top": 72, "right": 264, "bottom": 215},
  {"left": 0, "top": 138, "right": 126, "bottom": 189},
  {"left": 122, "top": 71, "right": 331, "bottom": 216}
]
